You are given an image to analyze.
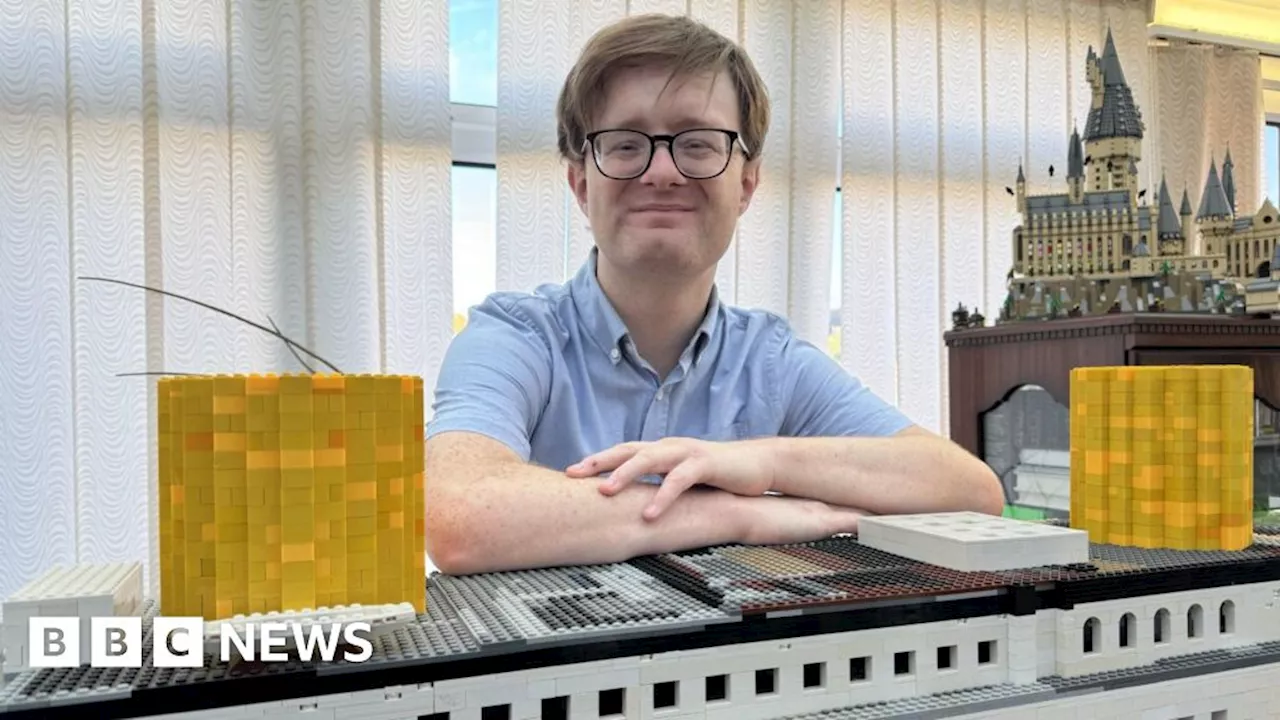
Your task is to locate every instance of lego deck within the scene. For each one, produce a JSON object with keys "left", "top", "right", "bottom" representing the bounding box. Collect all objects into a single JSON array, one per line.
[{"left": 2, "top": 519, "right": 1279, "bottom": 719}]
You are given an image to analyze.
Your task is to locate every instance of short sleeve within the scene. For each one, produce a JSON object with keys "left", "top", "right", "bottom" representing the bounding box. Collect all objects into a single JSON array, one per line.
[
  {"left": 775, "top": 331, "right": 914, "bottom": 438},
  {"left": 424, "top": 296, "right": 553, "bottom": 460}
]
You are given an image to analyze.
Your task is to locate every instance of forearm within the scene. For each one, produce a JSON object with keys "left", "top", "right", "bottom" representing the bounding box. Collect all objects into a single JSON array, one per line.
[
  {"left": 426, "top": 461, "right": 747, "bottom": 575},
  {"left": 758, "top": 435, "right": 1004, "bottom": 516}
]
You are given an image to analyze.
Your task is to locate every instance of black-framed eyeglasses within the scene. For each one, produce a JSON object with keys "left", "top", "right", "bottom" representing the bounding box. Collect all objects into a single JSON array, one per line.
[{"left": 584, "top": 128, "right": 749, "bottom": 180}]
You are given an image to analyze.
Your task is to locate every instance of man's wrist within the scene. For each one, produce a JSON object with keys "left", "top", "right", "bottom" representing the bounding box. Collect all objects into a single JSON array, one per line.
[
  {"left": 745, "top": 437, "right": 783, "bottom": 494},
  {"left": 723, "top": 491, "right": 759, "bottom": 544}
]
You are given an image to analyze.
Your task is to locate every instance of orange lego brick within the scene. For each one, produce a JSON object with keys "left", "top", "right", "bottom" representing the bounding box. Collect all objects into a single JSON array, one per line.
[
  {"left": 1069, "top": 365, "right": 1254, "bottom": 552},
  {"left": 157, "top": 373, "right": 427, "bottom": 618}
]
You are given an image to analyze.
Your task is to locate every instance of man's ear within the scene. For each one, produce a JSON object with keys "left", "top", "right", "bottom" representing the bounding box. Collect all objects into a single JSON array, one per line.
[
  {"left": 738, "top": 158, "right": 761, "bottom": 216},
  {"left": 567, "top": 160, "right": 589, "bottom": 215}
]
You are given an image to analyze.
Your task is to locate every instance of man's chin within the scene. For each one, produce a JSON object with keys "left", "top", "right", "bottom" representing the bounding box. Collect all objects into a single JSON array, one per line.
[{"left": 616, "top": 233, "right": 699, "bottom": 260}]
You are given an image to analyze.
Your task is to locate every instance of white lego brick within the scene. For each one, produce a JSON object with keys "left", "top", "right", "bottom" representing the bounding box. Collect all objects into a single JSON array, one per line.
[
  {"left": 857, "top": 512, "right": 1090, "bottom": 572},
  {"left": 466, "top": 679, "right": 528, "bottom": 708},
  {"left": 204, "top": 602, "right": 415, "bottom": 660},
  {"left": 2, "top": 562, "right": 143, "bottom": 673},
  {"left": 567, "top": 691, "right": 594, "bottom": 720},
  {"left": 527, "top": 677, "right": 558, "bottom": 700},
  {"left": 433, "top": 685, "right": 468, "bottom": 712},
  {"left": 556, "top": 668, "right": 639, "bottom": 697},
  {"left": 512, "top": 698, "right": 542, "bottom": 719},
  {"left": 782, "top": 690, "right": 856, "bottom": 717}
]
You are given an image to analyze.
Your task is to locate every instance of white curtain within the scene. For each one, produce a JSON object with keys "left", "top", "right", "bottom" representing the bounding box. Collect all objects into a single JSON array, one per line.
[
  {"left": 0, "top": 0, "right": 451, "bottom": 601},
  {"left": 0, "top": 0, "right": 1152, "bottom": 603},
  {"left": 1149, "top": 39, "right": 1265, "bottom": 239}
]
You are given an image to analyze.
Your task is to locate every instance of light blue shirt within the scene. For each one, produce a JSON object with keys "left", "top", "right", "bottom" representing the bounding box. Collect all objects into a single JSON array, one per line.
[{"left": 426, "top": 249, "right": 913, "bottom": 471}]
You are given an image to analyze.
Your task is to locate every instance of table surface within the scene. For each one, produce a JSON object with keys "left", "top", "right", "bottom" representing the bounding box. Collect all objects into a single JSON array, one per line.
[{"left": 2, "top": 520, "right": 1279, "bottom": 719}]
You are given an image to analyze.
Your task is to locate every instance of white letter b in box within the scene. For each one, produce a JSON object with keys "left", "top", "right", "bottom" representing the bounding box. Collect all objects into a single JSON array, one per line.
[
  {"left": 28, "top": 617, "right": 79, "bottom": 668},
  {"left": 153, "top": 617, "right": 204, "bottom": 668},
  {"left": 91, "top": 616, "right": 142, "bottom": 667}
]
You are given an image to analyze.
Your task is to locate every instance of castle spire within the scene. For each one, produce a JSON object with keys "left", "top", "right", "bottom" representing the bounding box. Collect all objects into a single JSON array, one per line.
[
  {"left": 1222, "top": 147, "right": 1236, "bottom": 213},
  {"left": 1068, "top": 126, "right": 1084, "bottom": 178},
  {"left": 1197, "top": 157, "right": 1232, "bottom": 220},
  {"left": 1157, "top": 175, "right": 1181, "bottom": 238},
  {"left": 1100, "top": 27, "right": 1126, "bottom": 86},
  {"left": 1084, "top": 26, "right": 1144, "bottom": 141}
]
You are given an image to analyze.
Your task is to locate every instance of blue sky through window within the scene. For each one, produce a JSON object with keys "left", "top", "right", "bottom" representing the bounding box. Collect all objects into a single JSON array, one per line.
[{"left": 450, "top": 0, "right": 497, "bottom": 106}]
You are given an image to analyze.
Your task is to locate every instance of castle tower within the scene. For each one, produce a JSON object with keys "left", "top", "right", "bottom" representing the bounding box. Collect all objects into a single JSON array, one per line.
[
  {"left": 1198, "top": 157, "right": 1234, "bottom": 264},
  {"left": 1067, "top": 126, "right": 1085, "bottom": 204},
  {"left": 1083, "top": 28, "right": 1144, "bottom": 201},
  {"left": 1155, "top": 175, "right": 1183, "bottom": 255}
]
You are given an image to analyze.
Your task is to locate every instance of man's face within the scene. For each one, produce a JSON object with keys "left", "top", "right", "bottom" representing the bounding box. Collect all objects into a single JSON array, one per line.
[{"left": 568, "top": 65, "right": 759, "bottom": 278}]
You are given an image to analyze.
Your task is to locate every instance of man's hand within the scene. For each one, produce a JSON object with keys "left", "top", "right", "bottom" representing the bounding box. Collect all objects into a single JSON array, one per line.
[
  {"left": 566, "top": 437, "right": 774, "bottom": 521},
  {"left": 738, "top": 495, "right": 867, "bottom": 546}
]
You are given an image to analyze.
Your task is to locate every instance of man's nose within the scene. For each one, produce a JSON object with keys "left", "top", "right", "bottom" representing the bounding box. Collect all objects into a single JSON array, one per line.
[{"left": 639, "top": 143, "right": 686, "bottom": 187}]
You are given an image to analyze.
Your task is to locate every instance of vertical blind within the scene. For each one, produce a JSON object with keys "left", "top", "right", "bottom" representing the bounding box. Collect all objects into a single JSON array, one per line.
[{"left": 4, "top": 0, "right": 1245, "bottom": 601}]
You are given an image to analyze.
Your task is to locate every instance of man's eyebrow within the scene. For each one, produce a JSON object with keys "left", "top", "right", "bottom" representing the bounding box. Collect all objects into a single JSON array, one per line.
[{"left": 597, "top": 111, "right": 731, "bottom": 132}]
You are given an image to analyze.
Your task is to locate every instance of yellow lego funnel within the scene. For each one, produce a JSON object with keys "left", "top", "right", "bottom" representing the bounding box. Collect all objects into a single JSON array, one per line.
[
  {"left": 157, "top": 373, "right": 426, "bottom": 618},
  {"left": 1069, "top": 365, "right": 1254, "bottom": 551}
]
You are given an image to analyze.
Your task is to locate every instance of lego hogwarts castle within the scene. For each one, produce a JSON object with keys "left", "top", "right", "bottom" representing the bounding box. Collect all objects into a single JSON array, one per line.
[{"left": 997, "top": 29, "right": 1280, "bottom": 323}]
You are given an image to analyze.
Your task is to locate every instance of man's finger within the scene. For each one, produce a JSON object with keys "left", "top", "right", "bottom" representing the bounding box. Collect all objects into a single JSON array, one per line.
[
  {"left": 567, "top": 442, "right": 644, "bottom": 477},
  {"left": 599, "top": 445, "right": 682, "bottom": 495},
  {"left": 642, "top": 458, "right": 705, "bottom": 520}
]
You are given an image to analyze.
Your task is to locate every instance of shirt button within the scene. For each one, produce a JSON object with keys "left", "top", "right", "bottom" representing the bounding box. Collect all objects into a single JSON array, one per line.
[
  {"left": 656, "top": 389, "right": 665, "bottom": 401},
  {"left": 610, "top": 348, "right": 620, "bottom": 361}
]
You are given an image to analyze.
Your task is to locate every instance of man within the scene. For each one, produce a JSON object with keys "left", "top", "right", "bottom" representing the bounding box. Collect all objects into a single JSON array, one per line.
[{"left": 424, "top": 14, "right": 1003, "bottom": 575}]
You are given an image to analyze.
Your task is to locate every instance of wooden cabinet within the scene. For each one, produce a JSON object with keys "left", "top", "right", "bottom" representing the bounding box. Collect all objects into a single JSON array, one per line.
[{"left": 944, "top": 313, "right": 1280, "bottom": 458}]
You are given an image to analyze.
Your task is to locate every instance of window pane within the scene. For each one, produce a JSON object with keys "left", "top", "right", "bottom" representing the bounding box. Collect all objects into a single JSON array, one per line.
[
  {"left": 1267, "top": 123, "right": 1279, "bottom": 206},
  {"left": 452, "top": 165, "right": 497, "bottom": 333},
  {"left": 450, "top": 0, "right": 497, "bottom": 106}
]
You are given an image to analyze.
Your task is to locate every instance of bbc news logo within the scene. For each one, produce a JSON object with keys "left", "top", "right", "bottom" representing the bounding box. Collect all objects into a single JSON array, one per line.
[{"left": 28, "top": 617, "right": 374, "bottom": 668}]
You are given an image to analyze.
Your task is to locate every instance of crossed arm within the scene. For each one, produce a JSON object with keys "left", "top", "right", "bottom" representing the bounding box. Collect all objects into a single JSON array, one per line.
[
  {"left": 424, "top": 301, "right": 1003, "bottom": 576},
  {"left": 427, "top": 426, "right": 1002, "bottom": 575}
]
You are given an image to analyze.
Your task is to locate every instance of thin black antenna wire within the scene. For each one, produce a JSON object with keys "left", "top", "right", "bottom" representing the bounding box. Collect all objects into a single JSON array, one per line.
[
  {"left": 269, "top": 314, "right": 315, "bottom": 374},
  {"left": 79, "top": 276, "right": 342, "bottom": 373},
  {"left": 116, "top": 371, "right": 209, "bottom": 377}
]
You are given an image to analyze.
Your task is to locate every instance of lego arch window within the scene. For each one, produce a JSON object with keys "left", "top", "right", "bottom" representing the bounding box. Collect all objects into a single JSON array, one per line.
[
  {"left": 1154, "top": 608, "right": 1171, "bottom": 644},
  {"left": 1082, "top": 616, "right": 1101, "bottom": 654},
  {"left": 1118, "top": 612, "right": 1136, "bottom": 648},
  {"left": 1219, "top": 600, "right": 1235, "bottom": 634},
  {"left": 1187, "top": 604, "right": 1204, "bottom": 638}
]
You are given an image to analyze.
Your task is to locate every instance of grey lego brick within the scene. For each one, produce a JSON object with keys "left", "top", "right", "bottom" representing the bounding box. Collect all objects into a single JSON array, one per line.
[
  {"left": 317, "top": 583, "right": 484, "bottom": 676},
  {"left": 778, "top": 683, "right": 1059, "bottom": 720},
  {"left": 0, "top": 670, "right": 45, "bottom": 714},
  {"left": 327, "top": 563, "right": 736, "bottom": 675},
  {"left": 438, "top": 564, "right": 733, "bottom": 647},
  {"left": 431, "top": 573, "right": 526, "bottom": 650},
  {"left": 7, "top": 669, "right": 133, "bottom": 710}
]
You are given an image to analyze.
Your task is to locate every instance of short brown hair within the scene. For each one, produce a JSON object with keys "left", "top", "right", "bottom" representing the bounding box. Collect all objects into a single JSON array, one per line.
[{"left": 555, "top": 14, "right": 770, "bottom": 165}]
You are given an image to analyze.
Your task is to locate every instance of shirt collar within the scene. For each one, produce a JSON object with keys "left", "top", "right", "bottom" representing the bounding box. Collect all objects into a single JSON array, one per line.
[{"left": 570, "top": 247, "right": 721, "bottom": 367}]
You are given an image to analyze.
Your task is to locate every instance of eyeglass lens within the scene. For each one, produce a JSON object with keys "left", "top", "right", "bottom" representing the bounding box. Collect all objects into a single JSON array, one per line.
[{"left": 593, "top": 130, "right": 732, "bottom": 179}]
